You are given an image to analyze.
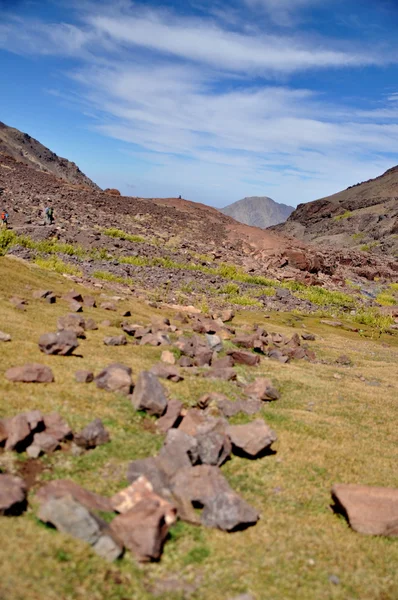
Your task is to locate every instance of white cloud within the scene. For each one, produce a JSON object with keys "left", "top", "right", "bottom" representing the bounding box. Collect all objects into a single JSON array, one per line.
[{"left": 88, "top": 9, "right": 383, "bottom": 74}]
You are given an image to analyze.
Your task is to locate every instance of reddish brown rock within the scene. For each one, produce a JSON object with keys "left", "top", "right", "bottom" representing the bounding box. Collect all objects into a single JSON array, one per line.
[
  {"left": 85, "top": 318, "right": 98, "bottom": 331},
  {"left": 245, "top": 378, "right": 279, "bottom": 401},
  {"left": 62, "top": 290, "right": 83, "bottom": 303},
  {"left": 156, "top": 399, "right": 183, "bottom": 434},
  {"left": 38, "top": 330, "right": 79, "bottom": 355},
  {"left": 83, "top": 296, "right": 96, "bottom": 308},
  {"left": 95, "top": 363, "right": 132, "bottom": 395},
  {"left": 0, "top": 474, "right": 27, "bottom": 515},
  {"left": 75, "top": 370, "right": 94, "bottom": 383},
  {"left": 4, "top": 414, "right": 31, "bottom": 451},
  {"left": 100, "top": 302, "right": 117, "bottom": 311},
  {"left": 110, "top": 496, "right": 175, "bottom": 561},
  {"left": 43, "top": 413, "right": 72, "bottom": 442},
  {"left": 57, "top": 313, "right": 86, "bottom": 337},
  {"left": 332, "top": 484, "right": 398, "bottom": 536},
  {"left": 227, "top": 419, "right": 277, "bottom": 457},
  {"left": 35, "top": 479, "right": 112, "bottom": 512},
  {"left": 5, "top": 363, "right": 54, "bottom": 383},
  {"left": 110, "top": 476, "right": 176, "bottom": 526},
  {"left": 150, "top": 363, "right": 183, "bottom": 382},
  {"left": 227, "top": 350, "right": 260, "bottom": 367}
]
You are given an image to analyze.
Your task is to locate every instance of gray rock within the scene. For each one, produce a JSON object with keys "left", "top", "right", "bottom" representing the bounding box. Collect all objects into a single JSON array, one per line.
[
  {"left": 156, "top": 399, "right": 182, "bottom": 433},
  {"left": 0, "top": 331, "right": 11, "bottom": 342},
  {"left": 38, "top": 330, "right": 79, "bottom": 355},
  {"left": 206, "top": 333, "right": 223, "bottom": 352},
  {"left": 157, "top": 429, "right": 199, "bottom": 478},
  {"left": 57, "top": 313, "right": 86, "bottom": 337},
  {"left": 201, "top": 491, "right": 259, "bottom": 531},
  {"left": 131, "top": 371, "right": 168, "bottom": 416},
  {"left": 0, "top": 474, "right": 27, "bottom": 515},
  {"left": 35, "top": 479, "right": 112, "bottom": 512},
  {"left": 37, "top": 495, "right": 123, "bottom": 561},
  {"left": 43, "top": 413, "right": 72, "bottom": 442},
  {"left": 196, "top": 431, "right": 231, "bottom": 466},
  {"left": 244, "top": 378, "right": 279, "bottom": 401},
  {"left": 103, "top": 335, "right": 127, "bottom": 346},
  {"left": 127, "top": 457, "right": 171, "bottom": 500},
  {"left": 74, "top": 418, "right": 110, "bottom": 449},
  {"left": 26, "top": 432, "right": 60, "bottom": 456},
  {"left": 85, "top": 318, "right": 98, "bottom": 331}
]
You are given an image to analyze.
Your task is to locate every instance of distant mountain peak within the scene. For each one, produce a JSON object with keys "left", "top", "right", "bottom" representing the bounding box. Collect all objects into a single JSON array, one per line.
[{"left": 220, "top": 196, "right": 294, "bottom": 228}]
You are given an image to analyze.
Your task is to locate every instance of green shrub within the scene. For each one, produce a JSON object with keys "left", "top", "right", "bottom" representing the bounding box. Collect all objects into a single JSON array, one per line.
[
  {"left": 352, "top": 232, "right": 365, "bottom": 242},
  {"left": 119, "top": 256, "right": 149, "bottom": 267},
  {"left": 295, "top": 286, "right": 356, "bottom": 308},
  {"left": 102, "top": 228, "right": 145, "bottom": 243},
  {"left": 333, "top": 210, "right": 353, "bottom": 222},
  {"left": 219, "top": 282, "right": 240, "bottom": 295},
  {"left": 353, "top": 309, "right": 394, "bottom": 332},
  {"left": 0, "top": 229, "right": 18, "bottom": 255},
  {"left": 376, "top": 293, "right": 396, "bottom": 306},
  {"left": 228, "top": 294, "right": 262, "bottom": 307}
]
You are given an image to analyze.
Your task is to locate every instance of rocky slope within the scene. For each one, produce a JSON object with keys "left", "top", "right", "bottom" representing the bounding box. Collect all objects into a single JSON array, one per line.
[
  {"left": 0, "top": 151, "right": 397, "bottom": 314},
  {"left": 272, "top": 166, "right": 398, "bottom": 256},
  {"left": 0, "top": 121, "right": 100, "bottom": 190},
  {"left": 221, "top": 196, "right": 294, "bottom": 228}
]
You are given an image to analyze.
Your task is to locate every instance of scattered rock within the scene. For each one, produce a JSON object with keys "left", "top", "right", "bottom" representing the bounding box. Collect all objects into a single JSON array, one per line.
[
  {"left": 110, "top": 476, "right": 176, "bottom": 525},
  {"left": 161, "top": 350, "right": 176, "bottom": 365},
  {"left": 127, "top": 457, "right": 170, "bottom": 499},
  {"left": 0, "top": 331, "right": 11, "bottom": 342},
  {"left": 336, "top": 355, "right": 352, "bottom": 366},
  {"left": 204, "top": 368, "right": 237, "bottom": 381},
  {"left": 156, "top": 399, "right": 183, "bottom": 433},
  {"left": 57, "top": 313, "right": 86, "bottom": 337},
  {"left": 38, "top": 330, "right": 79, "bottom": 355},
  {"left": 33, "top": 289, "right": 53, "bottom": 300},
  {"left": 331, "top": 483, "right": 398, "bottom": 536},
  {"left": 5, "top": 363, "right": 54, "bottom": 383},
  {"left": 83, "top": 296, "right": 96, "bottom": 308},
  {"left": 227, "top": 350, "right": 260, "bottom": 367},
  {"left": 100, "top": 302, "right": 117, "bottom": 311},
  {"left": 244, "top": 378, "right": 279, "bottom": 401},
  {"left": 62, "top": 291, "right": 83, "bottom": 303},
  {"left": 0, "top": 474, "right": 27, "bottom": 515},
  {"left": 196, "top": 430, "right": 231, "bottom": 466},
  {"left": 150, "top": 363, "right": 183, "bottom": 382},
  {"left": 35, "top": 479, "right": 112, "bottom": 512},
  {"left": 211, "top": 356, "right": 234, "bottom": 370},
  {"left": 27, "top": 432, "right": 60, "bottom": 457},
  {"left": 75, "top": 370, "right": 94, "bottom": 383},
  {"left": 70, "top": 300, "right": 83, "bottom": 313},
  {"left": 302, "top": 333, "right": 316, "bottom": 341},
  {"left": 103, "top": 335, "right": 127, "bottom": 346},
  {"left": 227, "top": 419, "right": 277, "bottom": 458},
  {"left": 95, "top": 363, "right": 132, "bottom": 395},
  {"left": 4, "top": 414, "right": 31, "bottom": 451},
  {"left": 320, "top": 319, "right": 342, "bottom": 327},
  {"left": 43, "top": 413, "right": 72, "bottom": 442},
  {"left": 37, "top": 495, "right": 123, "bottom": 561},
  {"left": 74, "top": 419, "right": 110, "bottom": 449},
  {"left": 201, "top": 491, "right": 259, "bottom": 531},
  {"left": 85, "top": 318, "right": 98, "bottom": 331},
  {"left": 206, "top": 333, "right": 223, "bottom": 352},
  {"left": 131, "top": 371, "right": 168, "bottom": 416},
  {"left": 110, "top": 495, "right": 175, "bottom": 562}
]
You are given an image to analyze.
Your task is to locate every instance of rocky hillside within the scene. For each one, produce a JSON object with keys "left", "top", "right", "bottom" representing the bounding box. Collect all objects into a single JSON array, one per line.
[
  {"left": 272, "top": 166, "right": 398, "bottom": 257},
  {"left": 0, "top": 121, "right": 100, "bottom": 190},
  {"left": 221, "top": 196, "right": 294, "bottom": 228}
]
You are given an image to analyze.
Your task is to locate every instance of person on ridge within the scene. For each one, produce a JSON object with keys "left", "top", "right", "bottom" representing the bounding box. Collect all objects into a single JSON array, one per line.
[
  {"left": 1, "top": 209, "right": 9, "bottom": 229},
  {"left": 44, "top": 206, "right": 54, "bottom": 225}
]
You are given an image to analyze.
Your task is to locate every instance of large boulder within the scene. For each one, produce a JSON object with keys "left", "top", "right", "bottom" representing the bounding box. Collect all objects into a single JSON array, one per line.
[
  {"left": 227, "top": 350, "right": 260, "bottom": 367},
  {"left": 37, "top": 495, "right": 123, "bottom": 561},
  {"left": 4, "top": 414, "right": 31, "bottom": 451},
  {"left": 5, "top": 363, "right": 54, "bottom": 383},
  {"left": 332, "top": 484, "right": 398, "bottom": 536},
  {"left": 0, "top": 474, "right": 27, "bottom": 515},
  {"left": 157, "top": 430, "right": 199, "bottom": 478},
  {"left": 110, "top": 496, "right": 175, "bottom": 562},
  {"left": 130, "top": 371, "right": 168, "bottom": 416},
  {"left": 43, "top": 413, "right": 72, "bottom": 442},
  {"left": 126, "top": 457, "right": 171, "bottom": 500},
  {"left": 227, "top": 419, "right": 277, "bottom": 458},
  {"left": 38, "top": 330, "right": 79, "bottom": 355},
  {"left": 95, "top": 363, "right": 132, "bottom": 395}
]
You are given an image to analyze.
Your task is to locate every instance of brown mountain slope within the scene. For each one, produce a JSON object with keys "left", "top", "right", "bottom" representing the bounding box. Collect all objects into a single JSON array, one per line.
[
  {"left": 0, "top": 121, "right": 100, "bottom": 190},
  {"left": 1, "top": 152, "right": 397, "bottom": 304},
  {"left": 272, "top": 166, "right": 398, "bottom": 256}
]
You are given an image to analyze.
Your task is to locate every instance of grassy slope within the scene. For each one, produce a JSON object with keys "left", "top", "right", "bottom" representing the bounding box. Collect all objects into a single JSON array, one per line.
[{"left": 0, "top": 256, "right": 398, "bottom": 600}]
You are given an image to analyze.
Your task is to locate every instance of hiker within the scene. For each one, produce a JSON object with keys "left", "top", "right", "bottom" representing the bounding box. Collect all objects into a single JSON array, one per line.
[
  {"left": 1, "top": 209, "right": 8, "bottom": 229},
  {"left": 44, "top": 206, "right": 54, "bottom": 225},
  {"left": 178, "top": 195, "right": 182, "bottom": 199}
]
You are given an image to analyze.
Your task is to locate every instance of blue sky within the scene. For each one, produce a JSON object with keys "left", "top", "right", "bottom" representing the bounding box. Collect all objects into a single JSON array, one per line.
[{"left": 1, "top": 0, "right": 398, "bottom": 207}]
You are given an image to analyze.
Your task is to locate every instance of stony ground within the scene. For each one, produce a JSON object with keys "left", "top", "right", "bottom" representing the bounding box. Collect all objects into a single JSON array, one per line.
[{"left": 1, "top": 256, "right": 398, "bottom": 600}]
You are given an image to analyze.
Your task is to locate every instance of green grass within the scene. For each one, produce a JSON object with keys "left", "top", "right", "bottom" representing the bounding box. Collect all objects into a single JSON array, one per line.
[
  {"left": 352, "top": 232, "right": 365, "bottom": 242},
  {"left": 92, "top": 270, "right": 134, "bottom": 287},
  {"left": 219, "top": 282, "right": 240, "bottom": 295},
  {"left": 1, "top": 257, "right": 398, "bottom": 600},
  {"left": 228, "top": 294, "right": 262, "bottom": 307},
  {"left": 376, "top": 293, "right": 396, "bottom": 307},
  {"left": 295, "top": 286, "right": 356, "bottom": 308},
  {"left": 353, "top": 308, "right": 394, "bottom": 332},
  {"left": 102, "top": 228, "right": 145, "bottom": 243},
  {"left": 34, "top": 256, "right": 83, "bottom": 276},
  {"left": 333, "top": 210, "right": 353, "bottom": 221}
]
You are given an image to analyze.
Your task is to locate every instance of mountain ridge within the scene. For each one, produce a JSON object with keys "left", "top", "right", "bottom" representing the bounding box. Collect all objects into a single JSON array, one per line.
[
  {"left": 221, "top": 196, "right": 294, "bottom": 228},
  {"left": 0, "top": 120, "right": 100, "bottom": 190}
]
